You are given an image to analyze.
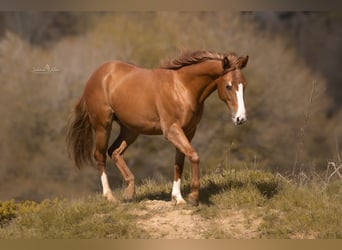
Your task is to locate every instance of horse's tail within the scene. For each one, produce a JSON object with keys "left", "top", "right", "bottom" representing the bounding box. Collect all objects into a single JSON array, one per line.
[{"left": 66, "top": 97, "right": 94, "bottom": 169}]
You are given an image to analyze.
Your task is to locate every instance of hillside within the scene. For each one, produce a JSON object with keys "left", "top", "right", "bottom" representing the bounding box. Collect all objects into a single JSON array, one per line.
[{"left": 1, "top": 169, "right": 341, "bottom": 239}]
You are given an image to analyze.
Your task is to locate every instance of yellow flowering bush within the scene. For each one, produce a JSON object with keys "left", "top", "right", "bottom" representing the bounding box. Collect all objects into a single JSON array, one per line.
[{"left": 0, "top": 198, "right": 61, "bottom": 226}]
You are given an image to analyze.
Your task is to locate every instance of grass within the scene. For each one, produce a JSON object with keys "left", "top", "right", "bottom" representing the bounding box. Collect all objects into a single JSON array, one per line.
[
  {"left": 0, "top": 169, "right": 341, "bottom": 239},
  {"left": 259, "top": 179, "right": 342, "bottom": 238},
  {"left": 195, "top": 170, "right": 341, "bottom": 239},
  {"left": 0, "top": 196, "right": 148, "bottom": 239}
]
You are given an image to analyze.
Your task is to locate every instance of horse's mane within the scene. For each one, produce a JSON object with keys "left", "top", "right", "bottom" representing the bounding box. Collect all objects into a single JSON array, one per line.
[{"left": 160, "top": 50, "right": 243, "bottom": 71}]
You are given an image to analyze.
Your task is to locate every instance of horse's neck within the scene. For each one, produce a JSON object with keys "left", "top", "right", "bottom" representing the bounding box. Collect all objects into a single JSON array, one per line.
[{"left": 177, "top": 60, "right": 223, "bottom": 103}]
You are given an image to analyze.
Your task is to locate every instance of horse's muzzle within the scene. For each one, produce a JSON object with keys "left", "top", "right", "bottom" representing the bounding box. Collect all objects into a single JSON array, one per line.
[{"left": 233, "top": 115, "right": 247, "bottom": 125}]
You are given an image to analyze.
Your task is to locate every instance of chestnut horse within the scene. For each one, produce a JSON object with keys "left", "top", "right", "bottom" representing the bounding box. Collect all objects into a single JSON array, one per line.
[{"left": 66, "top": 50, "right": 249, "bottom": 206}]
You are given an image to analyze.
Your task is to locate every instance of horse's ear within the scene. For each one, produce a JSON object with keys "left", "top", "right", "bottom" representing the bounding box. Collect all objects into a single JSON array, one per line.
[
  {"left": 239, "top": 55, "right": 249, "bottom": 69},
  {"left": 222, "top": 56, "right": 230, "bottom": 70}
]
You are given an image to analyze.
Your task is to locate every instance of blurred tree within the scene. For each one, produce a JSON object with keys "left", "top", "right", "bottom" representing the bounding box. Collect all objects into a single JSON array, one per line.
[{"left": 0, "top": 12, "right": 94, "bottom": 47}]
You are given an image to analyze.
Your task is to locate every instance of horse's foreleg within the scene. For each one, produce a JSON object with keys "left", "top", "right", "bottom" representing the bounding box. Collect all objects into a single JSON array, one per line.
[
  {"left": 108, "top": 127, "right": 138, "bottom": 201},
  {"left": 166, "top": 124, "right": 200, "bottom": 206},
  {"left": 172, "top": 149, "right": 186, "bottom": 205}
]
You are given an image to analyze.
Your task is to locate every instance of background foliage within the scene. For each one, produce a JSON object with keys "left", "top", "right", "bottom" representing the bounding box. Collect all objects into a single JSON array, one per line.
[{"left": 0, "top": 12, "right": 341, "bottom": 201}]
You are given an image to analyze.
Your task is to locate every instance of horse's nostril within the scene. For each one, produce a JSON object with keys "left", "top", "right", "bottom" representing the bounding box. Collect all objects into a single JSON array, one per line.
[{"left": 235, "top": 116, "right": 246, "bottom": 125}]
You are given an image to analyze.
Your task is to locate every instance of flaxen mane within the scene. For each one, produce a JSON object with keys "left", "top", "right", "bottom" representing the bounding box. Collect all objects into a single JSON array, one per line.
[{"left": 161, "top": 50, "right": 243, "bottom": 71}]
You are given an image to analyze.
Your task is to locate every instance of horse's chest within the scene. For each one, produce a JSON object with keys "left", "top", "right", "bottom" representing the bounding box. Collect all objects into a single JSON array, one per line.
[{"left": 177, "top": 100, "right": 203, "bottom": 129}]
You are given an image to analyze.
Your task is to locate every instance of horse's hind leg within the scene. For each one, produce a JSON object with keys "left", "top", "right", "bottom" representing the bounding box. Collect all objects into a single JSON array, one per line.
[
  {"left": 172, "top": 148, "right": 186, "bottom": 205},
  {"left": 93, "top": 122, "right": 117, "bottom": 202},
  {"left": 87, "top": 103, "right": 116, "bottom": 202},
  {"left": 108, "top": 126, "right": 138, "bottom": 201}
]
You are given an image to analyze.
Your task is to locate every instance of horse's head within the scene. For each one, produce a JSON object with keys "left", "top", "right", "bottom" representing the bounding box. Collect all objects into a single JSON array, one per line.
[{"left": 217, "top": 54, "right": 249, "bottom": 125}]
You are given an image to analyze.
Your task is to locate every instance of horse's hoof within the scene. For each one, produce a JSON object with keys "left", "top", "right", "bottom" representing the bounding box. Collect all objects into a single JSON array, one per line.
[
  {"left": 172, "top": 196, "right": 187, "bottom": 206},
  {"left": 188, "top": 193, "right": 199, "bottom": 206},
  {"left": 104, "top": 192, "right": 118, "bottom": 203},
  {"left": 176, "top": 200, "right": 187, "bottom": 206},
  {"left": 123, "top": 185, "right": 135, "bottom": 201}
]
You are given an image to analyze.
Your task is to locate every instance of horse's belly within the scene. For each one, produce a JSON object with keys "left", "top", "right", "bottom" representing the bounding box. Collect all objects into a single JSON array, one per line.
[{"left": 113, "top": 107, "right": 163, "bottom": 135}]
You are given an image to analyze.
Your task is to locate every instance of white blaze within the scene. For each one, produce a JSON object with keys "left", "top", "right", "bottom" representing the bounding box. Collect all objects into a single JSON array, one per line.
[
  {"left": 172, "top": 179, "right": 186, "bottom": 204},
  {"left": 234, "top": 83, "right": 246, "bottom": 123}
]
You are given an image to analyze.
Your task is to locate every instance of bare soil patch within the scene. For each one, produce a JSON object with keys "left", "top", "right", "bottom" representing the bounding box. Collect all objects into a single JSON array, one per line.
[{"left": 134, "top": 200, "right": 263, "bottom": 239}]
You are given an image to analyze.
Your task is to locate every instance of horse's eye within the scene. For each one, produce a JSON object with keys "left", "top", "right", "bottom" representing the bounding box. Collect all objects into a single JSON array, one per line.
[{"left": 226, "top": 84, "right": 233, "bottom": 90}]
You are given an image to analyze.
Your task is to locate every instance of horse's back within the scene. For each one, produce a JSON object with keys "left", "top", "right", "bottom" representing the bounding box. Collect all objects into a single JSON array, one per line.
[
  {"left": 85, "top": 60, "right": 170, "bottom": 94},
  {"left": 83, "top": 60, "right": 175, "bottom": 134}
]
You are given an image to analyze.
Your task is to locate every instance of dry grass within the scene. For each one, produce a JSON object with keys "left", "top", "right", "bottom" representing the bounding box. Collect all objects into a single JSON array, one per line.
[{"left": 1, "top": 168, "right": 340, "bottom": 239}]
